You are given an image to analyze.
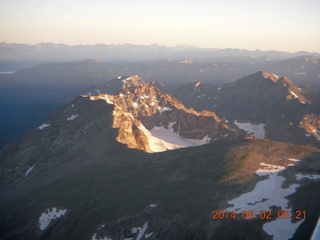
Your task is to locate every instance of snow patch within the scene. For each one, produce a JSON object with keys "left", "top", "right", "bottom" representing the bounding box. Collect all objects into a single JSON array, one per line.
[
  {"left": 157, "top": 106, "right": 172, "bottom": 114},
  {"left": 131, "top": 221, "right": 149, "bottom": 240},
  {"left": 145, "top": 232, "right": 153, "bottom": 238},
  {"left": 287, "top": 158, "right": 300, "bottom": 162},
  {"left": 295, "top": 71, "right": 307, "bottom": 76},
  {"left": 290, "top": 91, "right": 299, "bottom": 99},
  {"left": 39, "top": 208, "right": 67, "bottom": 230},
  {"left": 225, "top": 160, "right": 319, "bottom": 239},
  {"left": 67, "top": 114, "right": 78, "bottom": 121},
  {"left": 38, "top": 123, "right": 50, "bottom": 130},
  {"left": 132, "top": 102, "right": 139, "bottom": 108},
  {"left": 138, "top": 123, "right": 211, "bottom": 152},
  {"left": 296, "top": 174, "right": 320, "bottom": 181},
  {"left": 225, "top": 162, "right": 295, "bottom": 215},
  {"left": 273, "top": 74, "right": 279, "bottom": 79},
  {"left": 234, "top": 121, "right": 266, "bottom": 139},
  {"left": 140, "top": 95, "right": 150, "bottom": 99},
  {"left": 91, "top": 233, "right": 112, "bottom": 240},
  {"left": 124, "top": 112, "right": 134, "bottom": 120},
  {"left": 263, "top": 218, "right": 304, "bottom": 240},
  {"left": 168, "top": 122, "right": 175, "bottom": 130},
  {"left": 311, "top": 217, "right": 320, "bottom": 240},
  {"left": 25, "top": 165, "right": 35, "bottom": 177}
]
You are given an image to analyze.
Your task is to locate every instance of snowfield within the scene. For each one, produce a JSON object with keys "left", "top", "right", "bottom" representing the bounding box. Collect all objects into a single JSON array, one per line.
[
  {"left": 234, "top": 120, "right": 266, "bottom": 139},
  {"left": 224, "top": 160, "right": 320, "bottom": 240},
  {"left": 225, "top": 163, "right": 296, "bottom": 214},
  {"left": 39, "top": 207, "right": 67, "bottom": 230},
  {"left": 138, "top": 122, "right": 210, "bottom": 152}
]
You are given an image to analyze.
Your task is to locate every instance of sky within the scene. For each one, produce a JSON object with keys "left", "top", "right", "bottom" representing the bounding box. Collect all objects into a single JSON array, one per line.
[{"left": 1, "top": 0, "right": 320, "bottom": 52}]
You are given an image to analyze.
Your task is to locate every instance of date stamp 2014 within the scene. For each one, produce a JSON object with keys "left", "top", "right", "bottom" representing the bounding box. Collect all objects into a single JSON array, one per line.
[{"left": 212, "top": 210, "right": 306, "bottom": 220}]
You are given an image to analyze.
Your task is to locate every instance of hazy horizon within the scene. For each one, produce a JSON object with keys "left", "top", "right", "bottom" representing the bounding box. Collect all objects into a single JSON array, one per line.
[
  {"left": 1, "top": 0, "right": 320, "bottom": 52},
  {"left": 2, "top": 41, "right": 320, "bottom": 54}
]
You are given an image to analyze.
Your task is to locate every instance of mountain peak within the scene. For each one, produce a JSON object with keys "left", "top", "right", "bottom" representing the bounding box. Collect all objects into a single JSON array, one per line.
[
  {"left": 88, "top": 84, "right": 245, "bottom": 152},
  {"left": 118, "top": 75, "right": 149, "bottom": 89},
  {"left": 260, "top": 71, "right": 280, "bottom": 82}
]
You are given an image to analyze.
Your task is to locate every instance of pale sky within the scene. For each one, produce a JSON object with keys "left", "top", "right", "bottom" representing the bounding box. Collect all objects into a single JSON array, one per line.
[{"left": 1, "top": 0, "right": 319, "bottom": 52}]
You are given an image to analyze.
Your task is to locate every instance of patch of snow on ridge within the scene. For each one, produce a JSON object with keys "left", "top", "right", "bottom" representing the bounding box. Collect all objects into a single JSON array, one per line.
[
  {"left": 67, "top": 114, "right": 78, "bottom": 121},
  {"left": 287, "top": 158, "right": 300, "bottom": 162},
  {"left": 25, "top": 165, "right": 35, "bottom": 177},
  {"left": 91, "top": 233, "right": 112, "bottom": 240},
  {"left": 224, "top": 160, "right": 320, "bottom": 240},
  {"left": 138, "top": 123, "right": 211, "bottom": 152},
  {"left": 132, "top": 102, "right": 139, "bottom": 108},
  {"left": 157, "top": 106, "right": 172, "bottom": 114},
  {"left": 290, "top": 91, "right": 299, "bottom": 99},
  {"left": 131, "top": 221, "right": 149, "bottom": 240},
  {"left": 145, "top": 232, "right": 153, "bottom": 238},
  {"left": 38, "top": 123, "right": 50, "bottom": 130},
  {"left": 39, "top": 207, "right": 67, "bottom": 230},
  {"left": 295, "top": 71, "right": 307, "bottom": 76},
  {"left": 296, "top": 174, "right": 320, "bottom": 181},
  {"left": 225, "top": 162, "right": 295, "bottom": 214},
  {"left": 234, "top": 121, "right": 266, "bottom": 139},
  {"left": 311, "top": 217, "right": 320, "bottom": 240}
]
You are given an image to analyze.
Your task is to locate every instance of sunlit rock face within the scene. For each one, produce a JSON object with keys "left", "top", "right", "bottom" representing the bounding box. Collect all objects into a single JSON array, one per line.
[{"left": 89, "top": 76, "right": 245, "bottom": 152}]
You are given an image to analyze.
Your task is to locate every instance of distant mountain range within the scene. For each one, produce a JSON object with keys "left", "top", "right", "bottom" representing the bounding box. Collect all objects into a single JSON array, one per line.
[
  {"left": 173, "top": 71, "right": 320, "bottom": 148},
  {"left": 1, "top": 42, "right": 319, "bottom": 69}
]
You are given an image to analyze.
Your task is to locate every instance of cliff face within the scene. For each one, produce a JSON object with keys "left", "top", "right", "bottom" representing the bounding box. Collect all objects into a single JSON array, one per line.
[{"left": 88, "top": 78, "right": 245, "bottom": 152}]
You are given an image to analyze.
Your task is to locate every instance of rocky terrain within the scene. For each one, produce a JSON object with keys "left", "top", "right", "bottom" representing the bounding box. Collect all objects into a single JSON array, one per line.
[
  {"left": 88, "top": 77, "right": 245, "bottom": 153},
  {"left": 1, "top": 53, "right": 319, "bottom": 148},
  {"left": 172, "top": 71, "right": 320, "bottom": 148},
  {"left": 0, "top": 74, "right": 320, "bottom": 240}
]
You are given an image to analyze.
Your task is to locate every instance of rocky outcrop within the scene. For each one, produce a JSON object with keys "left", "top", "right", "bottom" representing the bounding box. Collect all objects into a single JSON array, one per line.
[{"left": 88, "top": 77, "right": 246, "bottom": 152}]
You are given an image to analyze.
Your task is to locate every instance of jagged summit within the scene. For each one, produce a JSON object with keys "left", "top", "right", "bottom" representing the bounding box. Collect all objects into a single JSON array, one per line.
[
  {"left": 88, "top": 84, "right": 245, "bottom": 152},
  {"left": 261, "top": 71, "right": 280, "bottom": 82},
  {"left": 119, "top": 75, "right": 149, "bottom": 89},
  {"left": 97, "top": 75, "right": 149, "bottom": 95}
]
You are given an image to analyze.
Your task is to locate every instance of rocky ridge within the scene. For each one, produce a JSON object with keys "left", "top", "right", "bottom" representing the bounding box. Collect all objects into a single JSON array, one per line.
[
  {"left": 172, "top": 71, "right": 320, "bottom": 147},
  {"left": 88, "top": 77, "right": 246, "bottom": 152}
]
